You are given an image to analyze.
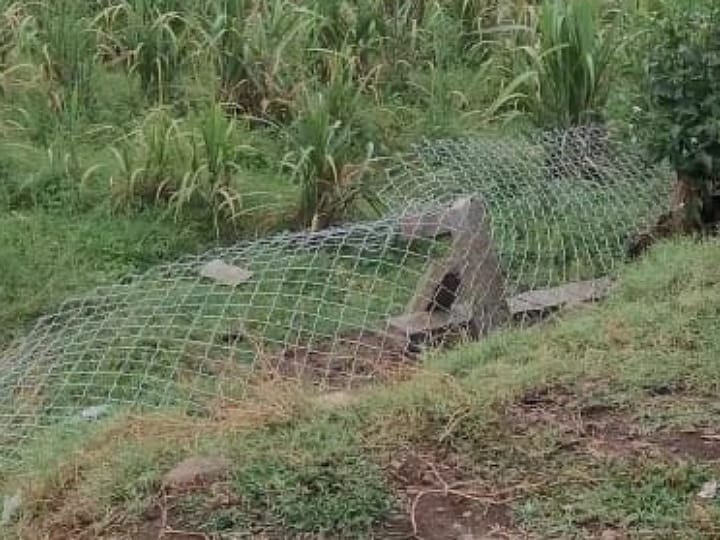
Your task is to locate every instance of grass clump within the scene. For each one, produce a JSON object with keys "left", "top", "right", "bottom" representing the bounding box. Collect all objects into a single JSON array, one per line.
[{"left": 521, "top": 0, "right": 621, "bottom": 127}]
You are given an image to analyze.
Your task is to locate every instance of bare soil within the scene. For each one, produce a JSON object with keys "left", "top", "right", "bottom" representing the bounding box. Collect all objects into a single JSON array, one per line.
[
  {"left": 381, "top": 448, "right": 518, "bottom": 539},
  {"left": 259, "top": 329, "right": 417, "bottom": 390},
  {"left": 508, "top": 383, "right": 720, "bottom": 462}
]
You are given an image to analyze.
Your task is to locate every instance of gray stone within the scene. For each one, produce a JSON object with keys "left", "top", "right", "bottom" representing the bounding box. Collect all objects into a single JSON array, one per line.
[
  {"left": 508, "top": 277, "right": 613, "bottom": 317},
  {"left": 200, "top": 260, "right": 253, "bottom": 287},
  {"left": 387, "top": 304, "right": 473, "bottom": 347},
  {"left": 79, "top": 404, "right": 112, "bottom": 422},
  {"left": 1, "top": 492, "right": 21, "bottom": 526}
]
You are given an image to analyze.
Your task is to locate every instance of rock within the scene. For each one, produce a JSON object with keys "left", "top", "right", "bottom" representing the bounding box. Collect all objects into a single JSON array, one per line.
[
  {"left": 200, "top": 260, "right": 253, "bottom": 287},
  {"left": 163, "top": 456, "right": 232, "bottom": 491},
  {"left": 508, "top": 277, "right": 613, "bottom": 318},
  {"left": 1, "top": 492, "right": 21, "bottom": 526},
  {"left": 698, "top": 480, "right": 718, "bottom": 500},
  {"left": 315, "top": 391, "right": 354, "bottom": 408},
  {"left": 79, "top": 404, "right": 111, "bottom": 422}
]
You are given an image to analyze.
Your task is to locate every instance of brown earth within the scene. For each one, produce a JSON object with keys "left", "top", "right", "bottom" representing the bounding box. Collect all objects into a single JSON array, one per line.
[
  {"left": 508, "top": 383, "right": 720, "bottom": 462},
  {"left": 380, "top": 448, "right": 519, "bottom": 539},
  {"left": 259, "top": 329, "right": 418, "bottom": 390}
]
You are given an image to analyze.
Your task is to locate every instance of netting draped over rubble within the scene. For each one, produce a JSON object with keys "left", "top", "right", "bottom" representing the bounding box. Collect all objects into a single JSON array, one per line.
[{"left": 0, "top": 127, "right": 670, "bottom": 465}]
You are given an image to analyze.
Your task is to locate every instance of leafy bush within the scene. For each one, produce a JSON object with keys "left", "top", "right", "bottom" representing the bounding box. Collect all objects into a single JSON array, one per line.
[
  {"left": 644, "top": 3, "right": 720, "bottom": 226},
  {"left": 645, "top": 6, "right": 720, "bottom": 178}
]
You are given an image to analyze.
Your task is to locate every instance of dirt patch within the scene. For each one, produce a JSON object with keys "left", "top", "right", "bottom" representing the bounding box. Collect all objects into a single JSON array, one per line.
[
  {"left": 381, "top": 449, "right": 518, "bottom": 539},
  {"left": 405, "top": 495, "right": 511, "bottom": 540},
  {"left": 511, "top": 384, "right": 627, "bottom": 438},
  {"left": 103, "top": 481, "right": 242, "bottom": 540},
  {"left": 656, "top": 431, "right": 720, "bottom": 461},
  {"left": 260, "top": 329, "right": 417, "bottom": 390},
  {"left": 508, "top": 385, "right": 654, "bottom": 460},
  {"left": 509, "top": 384, "right": 720, "bottom": 463}
]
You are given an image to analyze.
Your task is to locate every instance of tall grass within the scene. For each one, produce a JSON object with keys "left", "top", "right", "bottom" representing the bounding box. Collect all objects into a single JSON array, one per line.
[
  {"left": 204, "top": 0, "right": 310, "bottom": 119},
  {"left": 94, "top": 1, "right": 190, "bottom": 103},
  {"left": 283, "top": 55, "right": 380, "bottom": 230},
  {"left": 0, "top": 0, "right": 633, "bottom": 230},
  {"left": 522, "top": 0, "right": 620, "bottom": 127},
  {"left": 25, "top": 0, "right": 96, "bottom": 112}
]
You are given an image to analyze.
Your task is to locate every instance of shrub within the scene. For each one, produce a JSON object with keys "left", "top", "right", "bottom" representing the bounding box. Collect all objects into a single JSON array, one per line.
[{"left": 644, "top": 3, "right": 720, "bottom": 227}]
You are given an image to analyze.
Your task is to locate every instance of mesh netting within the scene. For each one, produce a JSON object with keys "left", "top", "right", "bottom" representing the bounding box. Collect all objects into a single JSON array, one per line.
[{"left": 0, "top": 126, "right": 670, "bottom": 465}]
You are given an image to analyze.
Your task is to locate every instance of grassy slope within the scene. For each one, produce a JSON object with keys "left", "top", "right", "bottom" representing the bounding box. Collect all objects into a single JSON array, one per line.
[
  {"left": 3, "top": 238, "right": 720, "bottom": 539},
  {"left": 0, "top": 209, "right": 213, "bottom": 347}
]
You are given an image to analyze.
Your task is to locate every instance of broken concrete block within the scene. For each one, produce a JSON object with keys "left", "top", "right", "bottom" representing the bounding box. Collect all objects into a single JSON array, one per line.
[
  {"left": 399, "top": 197, "right": 480, "bottom": 240},
  {"left": 404, "top": 196, "right": 509, "bottom": 338},
  {"left": 387, "top": 196, "right": 509, "bottom": 354},
  {"left": 200, "top": 259, "right": 253, "bottom": 286}
]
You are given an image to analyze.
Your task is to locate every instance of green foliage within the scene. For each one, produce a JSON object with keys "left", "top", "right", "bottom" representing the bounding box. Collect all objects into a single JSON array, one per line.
[
  {"left": 233, "top": 453, "right": 391, "bottom": 535},
  {"left": 26, "top": 0, "right": 96, "bottom": 107},
  {"left": 95, "top": 0, "right": 190, "bottom": 103},
  {"left": 203, "top": 0, "right": 309, "bottom": 119},
  {"left": 282, "top": 56, "right": 381, "bottom": 229},
  {"left": 522, "top": 0, "right": 620, "bottom": 127},
  {"left": 110, "top": 105, "right": 264, "bottom": 233},
  {"left": 645, "top": 3, "right": 720, "bottom": 185},
  {"left": 0, "top": 0, "right": 543, "bottom": 232}
]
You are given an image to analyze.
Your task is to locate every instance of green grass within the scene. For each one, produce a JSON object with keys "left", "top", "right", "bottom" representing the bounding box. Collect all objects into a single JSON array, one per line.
[
  {"left": 0, "top": 209, "right": 212, "bottom": 347},
  {"left": 3, "top": 238, "right": 720, "bottom": 538},
  {"left": 519, "top": 462, "right": 714, "bottom": 536}
]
